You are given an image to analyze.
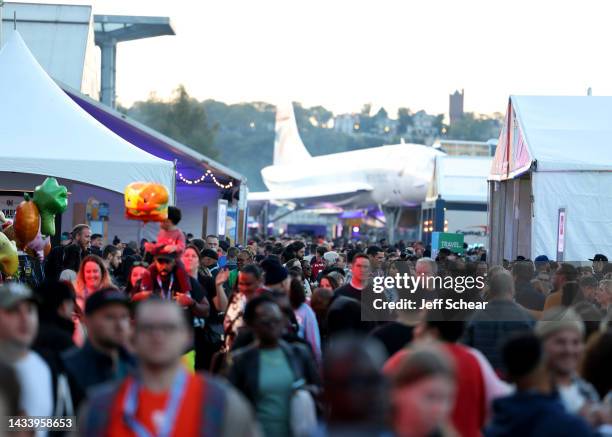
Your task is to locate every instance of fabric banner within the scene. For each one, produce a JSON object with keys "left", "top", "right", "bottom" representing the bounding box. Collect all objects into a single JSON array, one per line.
[{"left": 489, "top": 98, "right": 532, "bottom": 180}]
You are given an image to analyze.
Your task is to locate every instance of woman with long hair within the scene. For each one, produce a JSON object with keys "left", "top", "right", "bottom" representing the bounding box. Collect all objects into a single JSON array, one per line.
[
  {"left": 561, "top": 281, "right": 585, "bottom": 307},
  {"left": 124, "top": 261, "right": 150, "bottom": 296},
  {"left": 182, "top": 245, "right": 226, "bottom": 370},
  {"left": 73, "top": 255, "right": 114, "bottom": 345},
  {"left": 75, "top": 255, "right": 113, "bottom": 308},
  {"left": 319, "top": 274, "right": 339, "bottom": 291}
]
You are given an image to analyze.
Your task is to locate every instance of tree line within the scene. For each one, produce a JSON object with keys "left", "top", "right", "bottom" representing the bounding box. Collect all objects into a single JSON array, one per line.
[{"left": 121, "top": 86, "right": 502, "bottom": 191}]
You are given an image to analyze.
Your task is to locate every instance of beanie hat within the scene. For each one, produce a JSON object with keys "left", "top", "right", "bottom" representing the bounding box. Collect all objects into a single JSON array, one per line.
[
  {"left": 201, "top": 249, "right": 218, "bottom": 260},
  {"left": 323, "top": 251, "right": 340, "bottom": 265},
  {"left": 261, "top": 258, "right": 288, "bottom": 285},
  {"left": 535, "top": 307, "right": 584, "bottom": 339}
]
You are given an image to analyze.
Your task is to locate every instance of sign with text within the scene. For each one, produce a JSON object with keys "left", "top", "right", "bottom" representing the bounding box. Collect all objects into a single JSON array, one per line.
[
  {"left": 0, "top": 193, "right": 30, "bottom": 221},
  {"left": 557, "top": 208, "right": 566, "bottom": 261},
  {"left": 217, "top": 199, "right": 228, "bottom": 236},
  {"left": 431, "top": 232, "right": 465, "bottom": 258}
]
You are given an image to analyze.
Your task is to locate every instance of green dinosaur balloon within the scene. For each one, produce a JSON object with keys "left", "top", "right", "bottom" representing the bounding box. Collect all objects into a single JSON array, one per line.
[{"left": 32, "top": 178, "right": 68, "bottom": 237}]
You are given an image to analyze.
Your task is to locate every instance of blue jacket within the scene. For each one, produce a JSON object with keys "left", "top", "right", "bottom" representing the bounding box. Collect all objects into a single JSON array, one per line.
[{"left": 485, "top": 390, "right": 596, "bottom": 437}]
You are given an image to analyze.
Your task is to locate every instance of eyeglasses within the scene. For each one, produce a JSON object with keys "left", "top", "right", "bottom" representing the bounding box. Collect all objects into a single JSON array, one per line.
[{"left": 132, "top": 261, "right": 149, "bottom": 268}]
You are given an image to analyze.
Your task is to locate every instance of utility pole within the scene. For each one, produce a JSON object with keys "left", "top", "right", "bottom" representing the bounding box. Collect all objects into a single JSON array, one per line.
[{"left": 0, "top": 0, "right": 4, "bottom": 48}]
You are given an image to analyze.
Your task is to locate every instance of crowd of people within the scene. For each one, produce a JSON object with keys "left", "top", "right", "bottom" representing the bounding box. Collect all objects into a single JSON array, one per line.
[{"left": 1, "top": 206, "right": 612, "bottom": 436}]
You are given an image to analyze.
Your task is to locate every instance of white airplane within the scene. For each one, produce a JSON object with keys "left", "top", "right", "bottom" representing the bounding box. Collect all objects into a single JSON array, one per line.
[{"left": 248, "top": 103, "right": 445, "bottom": 237}]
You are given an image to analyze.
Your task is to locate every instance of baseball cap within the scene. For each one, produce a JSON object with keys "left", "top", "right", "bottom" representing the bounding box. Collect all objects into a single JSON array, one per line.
[
  {"left": 0, "top": 283, "right": 36, "bottom": 309},
  {"left": 534, "top": 255, "right": 550, "bottom": 262},
  {"left": 85, "top": 288, "right": 130, "bottom": 315},
  {"left": 589, "top": 254, "right": 608, "bottom": 262}
]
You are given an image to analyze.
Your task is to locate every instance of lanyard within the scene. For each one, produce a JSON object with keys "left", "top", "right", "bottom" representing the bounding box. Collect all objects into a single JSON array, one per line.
[
  {"left": 157, "top": 274, "right": 174, "bottom": 300},
  {"left": 123, "top": 368, "right": 188, "bottom": 437}
]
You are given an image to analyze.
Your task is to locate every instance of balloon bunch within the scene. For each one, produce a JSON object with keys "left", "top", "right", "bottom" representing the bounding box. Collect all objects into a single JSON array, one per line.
[
  {"left": 0, "top": 178, "right": 68, "bottom": 276},
  {"left": 124, "top": 182, "right": 169, "bottom": 223},
  {"left": 0, "top": 222, "right": 18, "bottom": 277}
]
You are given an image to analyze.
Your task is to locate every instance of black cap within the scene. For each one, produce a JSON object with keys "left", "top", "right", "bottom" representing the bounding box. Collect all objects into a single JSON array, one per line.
[
  {"left": 589, "top": 254, "right": 608, "bottom": 262},
  {"left": 219, "top": 240, "right": 230, "bottom": 252},
  {"left": 85, "top": 288, "right": 130, "bottom": 315},
  {"left": 201, "top": 249, "right": 218, "bottom": 260},
  {"left": 260, "top": 257, "right": 288, "bottom": 285}
]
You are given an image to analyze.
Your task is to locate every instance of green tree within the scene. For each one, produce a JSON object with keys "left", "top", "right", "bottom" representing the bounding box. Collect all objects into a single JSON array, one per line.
[
  {"left": 446, "top": 112, "right": 501, "bottom": 141},
  {"left": 432, "top": 114, "right": 446, "bottom": 135},
  {"left": 129, "top": 85, "right": 219, "bottom": 158}
]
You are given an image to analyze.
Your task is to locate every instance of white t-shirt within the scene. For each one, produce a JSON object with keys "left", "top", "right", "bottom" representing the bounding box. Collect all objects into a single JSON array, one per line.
[
  {"left": 13, "top": 351, "right": 53, "bottom": 437},
  {"left": 558, "top": 383, "right": 586, "bottom": 414}
]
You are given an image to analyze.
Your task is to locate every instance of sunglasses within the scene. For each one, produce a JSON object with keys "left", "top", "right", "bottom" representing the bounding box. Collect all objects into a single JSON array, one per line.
[
  {"left": 132, "top": 261, "right": 149, "bottom": 268},
  {"left": 155, "top": 258, "right": 174, "bottom": 264}
]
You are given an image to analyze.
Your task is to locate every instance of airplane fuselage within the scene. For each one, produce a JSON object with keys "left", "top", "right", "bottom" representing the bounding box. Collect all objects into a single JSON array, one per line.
[{"left": 261, "top": 143, "right": 444, "bottom": 208}]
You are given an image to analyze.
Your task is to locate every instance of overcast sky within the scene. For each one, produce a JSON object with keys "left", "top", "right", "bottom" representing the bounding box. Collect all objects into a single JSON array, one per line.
[{"left": 30, "top": 0, "right": 612, "bottom": 115}]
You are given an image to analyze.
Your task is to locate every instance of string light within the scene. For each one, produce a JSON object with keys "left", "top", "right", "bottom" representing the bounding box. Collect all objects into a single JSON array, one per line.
[{"left": 176, "top": 169, "right": 234, "bottom": 189}]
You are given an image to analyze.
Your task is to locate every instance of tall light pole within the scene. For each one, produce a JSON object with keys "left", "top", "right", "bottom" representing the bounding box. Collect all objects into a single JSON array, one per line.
[{"left": 0, "top": 0, "right": 4, "bottom": 48}]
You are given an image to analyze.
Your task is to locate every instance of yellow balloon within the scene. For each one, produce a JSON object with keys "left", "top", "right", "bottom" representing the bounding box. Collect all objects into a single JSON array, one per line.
[{"left": 0, "top": 232, "right": 19, "bottom": 276}]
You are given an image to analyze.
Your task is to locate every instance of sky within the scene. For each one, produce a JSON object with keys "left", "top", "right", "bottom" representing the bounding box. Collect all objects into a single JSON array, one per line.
[{"left": 28, "top": 0, "right": 612, "bottom": 115}]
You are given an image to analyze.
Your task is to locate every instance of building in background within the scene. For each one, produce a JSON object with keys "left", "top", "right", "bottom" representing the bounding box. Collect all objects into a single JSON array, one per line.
[
  {"left": 1, "top": 2, "right": 100, "bottom": 98},
  {"left": 449, "top": 89, "right": 464, "bottom": 125},
  {"left": 405, "top": 110, "right": 438, "bottom": 145},
  {"left": 0, "top": 2, "right": 248, "bottom": 244},
  {"left": 333, "top": 113, "right": 360, "bottom": 135},
  {"left": 434, "top": 139, "right": 497, "bottom": 157}
]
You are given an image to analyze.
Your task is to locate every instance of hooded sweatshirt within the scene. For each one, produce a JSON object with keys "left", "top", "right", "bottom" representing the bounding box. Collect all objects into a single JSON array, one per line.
[{"left": 485, "top": 390, "right": 595, "bottom": 437}]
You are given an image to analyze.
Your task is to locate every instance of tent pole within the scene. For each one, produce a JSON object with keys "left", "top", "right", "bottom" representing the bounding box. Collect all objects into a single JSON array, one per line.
[
  {"left": 0, "top": 1, "right": 4, "bottom": 48},
  {"left": 172, "top": 159, "right": 177, "bottom": 206}
]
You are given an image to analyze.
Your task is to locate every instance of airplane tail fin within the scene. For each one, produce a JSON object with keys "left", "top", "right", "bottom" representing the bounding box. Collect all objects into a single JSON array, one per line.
[{"left": 274, "top": 102, "right": 312, "bottom": 165}]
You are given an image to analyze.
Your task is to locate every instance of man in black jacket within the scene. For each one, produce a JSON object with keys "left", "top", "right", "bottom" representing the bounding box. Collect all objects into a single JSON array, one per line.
[
  {"left": 512, "top": 260, "right": 545, "bottom": 311},
  {"left": 44, "top": 224, "right": 91, "bottom": 280},
  {"left": 61, "top": 288, "right": 135, "bottom": 409}
]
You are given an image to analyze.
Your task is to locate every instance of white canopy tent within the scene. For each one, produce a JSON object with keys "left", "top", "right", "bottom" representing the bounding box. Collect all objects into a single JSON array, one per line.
[
  {"left": 488, "top": 96, "right": 612, "bottom": 264},
  {"left": 0, "top": 32, "right": 175, "bottom": 201},
  {"left": 428, "top": 155, "right": 492, "bottom": 204},
  {"left": 422, "top": 155, "right": 491, "bottom": 246}
]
